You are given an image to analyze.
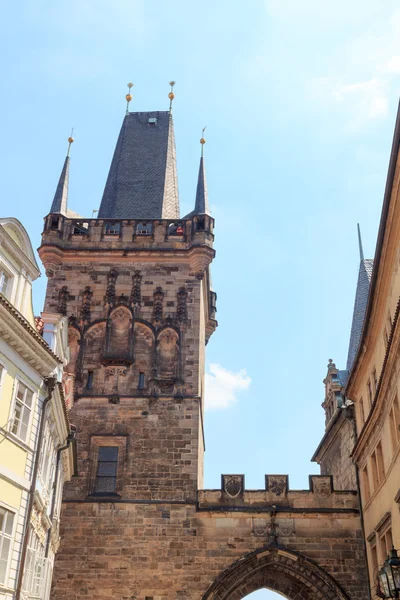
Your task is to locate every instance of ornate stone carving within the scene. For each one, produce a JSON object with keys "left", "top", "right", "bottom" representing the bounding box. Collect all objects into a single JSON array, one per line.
[
  {"left": 222, "top": 475, "right": 244, "bottom": 498},
  {"left": 279, "top": 518, "right": 295, "bottom": 537},
  {"left": 176, "top": 287, "right": 188, "bottom": 324},
  {"left": 311, "top": 476, "right": 332, "bottom": 495},
  {"left": 266, "top": 475, "right": 288, "bottom": 496},
  {"left": 81, "top": 287, "right": 92, "bottom": 325},
  {"left": 252, "top": 518, "right": 268, "bottom": 537},
  {"left": 152, "top": 287, "right": 164, "bottom": 326},
  {"left": 130, "top": 271, "right": 142, "bottom": 315},
  {"left": 58, "top": 285, "right": 69, "bottom": 315},
  {"left": 104, "top": 269, "right": 118, "bottom": 307}
]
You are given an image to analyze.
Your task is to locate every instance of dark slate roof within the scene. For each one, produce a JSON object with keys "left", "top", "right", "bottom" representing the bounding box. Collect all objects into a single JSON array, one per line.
[
  {"left": 98, "top": 111, "right": 180, "bottom": 219},
  {"left": 338, "top": 369, "right": 349, "bottom": 387},
  {"left": 50, "top": 156, "right": 70, "bottom": 215},
  {"left": 346, "top": 259, "right": 374, "bottom": 371},
  {"left": 194, "top": 157, "right": 209, "bottom": 215}
]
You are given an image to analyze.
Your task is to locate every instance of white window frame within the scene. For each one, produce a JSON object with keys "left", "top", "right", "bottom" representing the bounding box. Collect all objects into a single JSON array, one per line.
[
  {"left": 23, "top": 528, "right": 48, "bottom": 599},
  {"left": 0, "top": 503, "right": 16, "bottom": 587},
  {"left": 0, "top": 258, "right": 17, "bottom": 304},
  {"left": 9, "top": 377, "right": 35, "bottom": 443}
]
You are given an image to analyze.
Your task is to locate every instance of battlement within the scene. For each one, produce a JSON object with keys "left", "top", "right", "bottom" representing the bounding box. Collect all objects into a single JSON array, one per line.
[
  {"left": 41, "top": 213, "right": 214, "bottom": 252},
  {"left": 198, "top": 474, "right": 358, "bottom": 512}
]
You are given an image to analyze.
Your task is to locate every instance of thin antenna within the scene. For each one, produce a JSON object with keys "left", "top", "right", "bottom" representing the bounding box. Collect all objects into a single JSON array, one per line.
[
  {"left": 168, "top": 81, "right": 175, "bottom": 112},
  {"left": 126, "top": 83, "right": 133, "bottom": 115},
  {"left": 67, "top": 127, "right": 74, "bottom": 157},
  {"left": 200, "top": 126, "right": 207, "bottom": 157},
  {"left": 357, "top": 223, "right": 364, "bottom": 262}
]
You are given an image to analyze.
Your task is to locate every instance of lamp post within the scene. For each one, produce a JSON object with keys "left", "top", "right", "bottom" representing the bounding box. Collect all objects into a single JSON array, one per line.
[{"left": 378, "top": 547, "right": 400, "bottom": 598}]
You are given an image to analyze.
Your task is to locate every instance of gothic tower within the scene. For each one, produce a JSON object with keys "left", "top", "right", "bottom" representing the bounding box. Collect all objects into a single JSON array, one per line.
[{"left": 39, "top": 96, "right": 217, "bottom": 596}]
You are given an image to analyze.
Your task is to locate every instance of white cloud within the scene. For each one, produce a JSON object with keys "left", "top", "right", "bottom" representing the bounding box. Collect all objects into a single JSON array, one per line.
[
  {"left": 205, "top": 363, "right": 251, "bottom": 410},
  {"left": 308, "top": 77, "right": 389, "bottom": 131}
]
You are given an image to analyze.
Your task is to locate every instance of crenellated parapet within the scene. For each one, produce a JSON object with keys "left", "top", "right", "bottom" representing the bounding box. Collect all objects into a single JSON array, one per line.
[{"left": 198, "top": 474, "right": 358, "bottom": 512}]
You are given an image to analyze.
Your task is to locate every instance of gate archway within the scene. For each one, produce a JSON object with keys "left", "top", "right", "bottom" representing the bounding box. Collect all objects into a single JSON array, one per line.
[{"left": 202, "top": 546, "right": 350, "bottom": 600}]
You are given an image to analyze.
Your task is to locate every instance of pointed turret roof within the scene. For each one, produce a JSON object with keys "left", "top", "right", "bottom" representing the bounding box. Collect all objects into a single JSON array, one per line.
[
  {"left": 98, "top": 111, "right": 180, "bottom": 219},
  {"left": 194, "top": 156, "right": 209, "bottom": 215},
  {"left": 50, "top": 155, "right": 70, "bottom": 215},
  {"left": 346, "top": 258, "right": 374, "bottom": 372}
]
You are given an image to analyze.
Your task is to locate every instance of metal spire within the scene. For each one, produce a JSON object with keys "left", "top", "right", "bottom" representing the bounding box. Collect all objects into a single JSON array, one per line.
[
  {"left": 168, "top": 81, "right": 175, "bottom": 112},
  {"left": 357, "top": 223, "right": 364, "bottom": 262},
  {"left": 126, "top": 83, "right": 133, "bottom": 115},
  {"left": 50, "top": 133, "right": 74, "bottom": 215},
  {"left": 194, "top": 128, "right": 210, "bottom": 215}
]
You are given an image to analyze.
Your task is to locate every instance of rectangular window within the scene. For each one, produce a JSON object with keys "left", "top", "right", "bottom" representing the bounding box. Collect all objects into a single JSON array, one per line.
[
  {"left": 370, "top": 542, "right": 378, "bottom": 580},
  {"left": 379, "top": 527, "right": 393, "bottom": 562},
  {"left": 23, "top": 529, "right": 46, "bottom": 598},
  {"left": 86, "top": 371, "right": 94, "bottom": 389},
  {"left": 359, "top": 396, "right": 365, "bottom": 426},
  {"left": 376, "top": 441, "right": 385, "bottom": 483},
  {"left": 105, "top": 222, "right": 121, "bottom": 235},
  {"left": 390, "top": 396, "right": 400, "bottom": 454},
  {"left": 11, "top": 381, "right": 33, "bottom": 442},
  {"left": 138, "top": 371, "right": 145, "bottom": 390},
  {"left": 0, "top": 270, "right": 10, "bottom": 299},
  {"left": 371, "top": 451, "right": 379, "bottom": 491},
  {"left": 94, "top": 446, "right": 119, "bottom": 494},
  {"left": 0, "top": 507, "right": 14, "bottom": 584}
]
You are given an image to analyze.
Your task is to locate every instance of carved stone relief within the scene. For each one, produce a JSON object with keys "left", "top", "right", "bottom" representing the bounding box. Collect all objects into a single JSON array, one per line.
[
  {"left": 152, "top": 287, "right": 164, "bottom": 327},
  {"left": 222, "top": 475, "right": 244, "bottom": 498}
]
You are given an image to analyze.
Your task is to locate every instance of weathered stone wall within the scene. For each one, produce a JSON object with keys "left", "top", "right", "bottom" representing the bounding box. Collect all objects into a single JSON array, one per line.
[
  {"left": 52, "top": 482, "right": 368, "bottom": 600},
  {"left": 318, "top": 414, "right": 357, "bottom": 491}
]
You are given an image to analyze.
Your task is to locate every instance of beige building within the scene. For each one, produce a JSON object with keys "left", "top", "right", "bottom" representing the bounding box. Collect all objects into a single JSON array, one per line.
[
  {"left": 0, "top": 217, "right": 74, "bottom": 600},
  {"left": 345, "top": 103, "right": 400, "bottom": 598}
]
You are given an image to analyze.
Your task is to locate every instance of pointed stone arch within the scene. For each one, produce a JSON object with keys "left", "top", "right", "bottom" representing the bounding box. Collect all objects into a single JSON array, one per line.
[
  {"left": 133, "top": 320, "right": 155, "bottom": 390},
  {"left": 202, "top": 546, "right": 350, "bottom": 600},
  {"left": 103, "top": 305, "right": 134, "bottom": 365},
  {"left": 156, "top": 326, "right": 180, "bottom": 382}
]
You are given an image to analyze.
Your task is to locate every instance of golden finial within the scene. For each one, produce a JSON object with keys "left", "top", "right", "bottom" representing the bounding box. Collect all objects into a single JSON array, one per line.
[
  {"left": 168, "top": 81, "right": 176, "bottom": 111},
  {"left": 67, "top": 127, "right": 74, "bottom": 157},
  {"left": 126, "top": 82, "right": 134, "bottom": 114},
  {"left": 200, "top": 126, "right": 206, "bottom": 157}
]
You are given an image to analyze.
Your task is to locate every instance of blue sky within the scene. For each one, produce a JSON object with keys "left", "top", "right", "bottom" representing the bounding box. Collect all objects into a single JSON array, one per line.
[{"left": 2, "top": 1, "right": 400, "bottom": 597}]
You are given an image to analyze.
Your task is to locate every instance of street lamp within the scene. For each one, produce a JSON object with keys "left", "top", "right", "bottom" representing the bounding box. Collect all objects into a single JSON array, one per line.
[{"left": 378, "top": 547, "right": 400, "bottom": 598}]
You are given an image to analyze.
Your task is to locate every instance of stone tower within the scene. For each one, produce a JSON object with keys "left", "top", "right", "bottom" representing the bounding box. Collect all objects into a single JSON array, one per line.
[{"left": 39, "top": 102, "right": 369, "bottom": 600}]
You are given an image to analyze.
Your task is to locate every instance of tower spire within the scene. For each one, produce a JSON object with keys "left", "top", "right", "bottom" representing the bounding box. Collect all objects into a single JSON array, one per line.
[
  {"left": 168, "top": 81, "right": 175, "bottom": 112},
  {"left": 50, "top": 133, "right": 74, "bottom": 215},
  {"left": 194, "top": 128, "right": 209, "bottom": 215},
  {"left": 126, "top": 83, "right": 133, "bottom": 115},
  {"left": 357, "top": 223, "right": 364, "bottom": 262}
]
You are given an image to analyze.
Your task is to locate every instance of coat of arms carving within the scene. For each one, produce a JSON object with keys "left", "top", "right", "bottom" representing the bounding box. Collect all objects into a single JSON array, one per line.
[{"left": 222, "top": 475, "right": 244, "bottom": 498}]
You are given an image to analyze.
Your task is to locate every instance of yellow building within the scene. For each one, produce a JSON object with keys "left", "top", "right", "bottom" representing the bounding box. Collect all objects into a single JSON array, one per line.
[
  {"left": 0, "top": 218, "right": 74, "bottom": 600},
  {"left": 346, "top": 103, "right": 400, "bottom": 598}
]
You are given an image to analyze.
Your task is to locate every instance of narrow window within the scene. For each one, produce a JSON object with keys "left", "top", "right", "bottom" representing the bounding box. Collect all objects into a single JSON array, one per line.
[
  {"left": 372, "top": 368, "right": 378, "bottom": 393},
  {"left": 50, "top": 217, "right": 59, "bottom": 230},
  {"left": 11, "top": 382, "right": 33, "bottom": 442},
  {"left": 0, "top": 271, "right": 10, "bottom": 299},
  {"left": 0, "top": 507, "right": 14, "bottom": 584},
  {"left": 367, "top": 379, "right": 373, "bottom": 407},
  {"left": 359, "top": 396, "right": 365, "bottom": 426},
  {"left": 86, "top": 371, "right": 94, "bottom": 389},
  {"left": 138, "top": 371, "right": 145, "bottom": 390},
  {"left": 362, "top": 465, "right": 371, "bottom": 501},
  {"left": 94, "top": 447, "right": 119, "bottom": 495},
  {"left": 370, "top": 542, "right": 378, "bottom": 579},
  {"left": 376, "top": 441, "right": 385, "bottom": 483},
  {"left": 380, "top": 527, "right": 393, "bottom": 562},
  {"left": 389, "top": 397, "right": 400, "bottom": 454}
]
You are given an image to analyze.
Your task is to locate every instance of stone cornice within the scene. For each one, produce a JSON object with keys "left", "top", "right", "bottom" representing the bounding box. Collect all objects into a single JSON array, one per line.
[{"left": 0, "top": 295, "right": 62, "bottom": 376}]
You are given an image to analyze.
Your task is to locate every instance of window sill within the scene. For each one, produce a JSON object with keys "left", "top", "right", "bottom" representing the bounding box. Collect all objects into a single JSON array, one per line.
[
  {"left": 0, "top": 427, "right": 34, "bottom": 454},
  {"left": 89, "top": 492, "right": 121, "bottom": 498}
]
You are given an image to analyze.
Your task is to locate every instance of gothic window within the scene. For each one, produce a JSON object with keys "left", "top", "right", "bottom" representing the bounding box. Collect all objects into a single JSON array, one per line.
[
  {"left": 157, "top": 328, "right": 179, "bottom": 381},
  {"left": 103, "top": 307, "right": 133, "bottom": 365},
  {"left": 136, "top": 222, "right": 152, "bottom": 236},
  {"left": 94, "top": 446, "right": 119, "bottom": 494},
  {"left": 104, "top": 222, "right": 121, "bottom": 235}
]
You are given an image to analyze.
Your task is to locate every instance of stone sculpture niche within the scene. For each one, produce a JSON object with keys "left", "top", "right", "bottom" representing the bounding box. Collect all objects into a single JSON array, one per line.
[
  {"left": 156, "top": 328, "right": 180, "bottom": 388},
  {"left": 103, "top": 306, "right": 134, "bottom": 366}
]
